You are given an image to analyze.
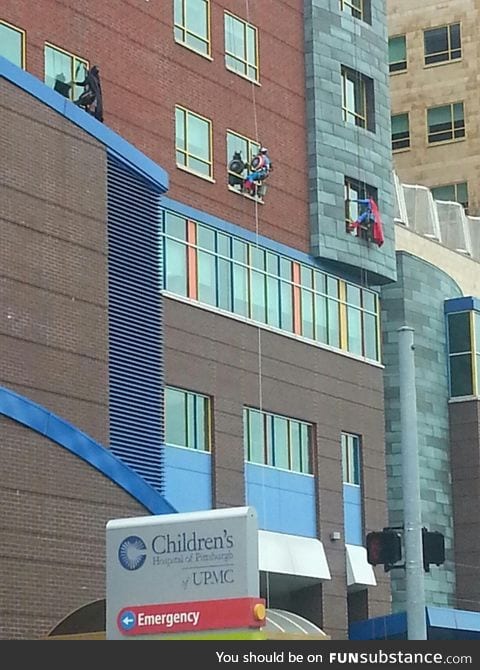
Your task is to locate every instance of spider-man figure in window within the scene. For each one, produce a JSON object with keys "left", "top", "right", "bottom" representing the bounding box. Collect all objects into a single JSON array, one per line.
[{"left": 350, "top": 197, "right": 384, "bottom": 247}]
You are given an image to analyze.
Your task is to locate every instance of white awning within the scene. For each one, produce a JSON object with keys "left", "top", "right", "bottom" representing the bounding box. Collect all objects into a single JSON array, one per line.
[
  {"left": 346, "top": 544, "right": 376, "bottom": 589},
  {"left": 259, "top": 530, "right": 331, "bottom": 580}
]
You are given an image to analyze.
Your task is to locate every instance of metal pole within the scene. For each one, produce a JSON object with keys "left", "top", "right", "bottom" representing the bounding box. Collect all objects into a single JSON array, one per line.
[{"left": 398, "top": 326, "right": 427, "bottom": 640}]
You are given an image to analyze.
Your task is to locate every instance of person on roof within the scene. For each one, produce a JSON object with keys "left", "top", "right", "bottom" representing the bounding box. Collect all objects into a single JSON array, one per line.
[
  {"left": 243, "top": 147, "right": 272, "bottom": 195},
  {"left": 74, "top": 65, "right": 103, "bottom": 122}
]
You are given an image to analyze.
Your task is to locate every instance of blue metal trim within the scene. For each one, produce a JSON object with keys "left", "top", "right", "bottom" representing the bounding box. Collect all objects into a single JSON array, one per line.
[
  {"left": 0, "top": 385, "right": 176, "bottom": 515},
  {"left": 162, "top": 197, "right": 373, "bottom": 288},
  {"left": 444, "top": 296, "right": 479, "bottom": 314},
  {"left": 0, "top": 56, "right": 168, "bottom": 193}
]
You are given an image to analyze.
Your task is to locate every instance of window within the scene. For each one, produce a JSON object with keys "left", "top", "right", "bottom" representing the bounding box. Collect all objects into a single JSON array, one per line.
[
  {"left": 224, "top": 12, "right": 258, "bottom": 82},
  {"left": 339, "top": 0, "right": 370, "bottom": 22},
  {"left": 227, "top": 130, "right": 259, "bottom": 191},
  {"left": 342, "top": 433, "right": 361, "bottom": 485},
  {"left": 244, "top": 408, "right": 312, "bottom": 474},
  {"left": 447, "top": 312, "right": 475, "bottom": 397},
  {"left": 175, "top": 106, "right": 213, "bottom": 179},
  {"left": 165, "top": 387, "right": 210, "bottom": 451},
  {"left": 388, "top": 35, "right": 407, "bottom": 73},
  {"left": 341, "top": 66, "right": 375, "bottom": 132},
  {"left": 162, "top": 209, "right": 381, "bottom": 362},
  {"left": 431, "top": 182, "right": 468, "bottom": 211},
  {"left": 174, "top": 0, "right": 210, "bottom": 57},
  {"left": 427, "top": 102, "right": 465, "bottom": 144},
  {"left": 0, "top": 20, "right": 25, "bottom": 68},
  {"left": 424, "top": 23, "right": 461, "bottom": 66},
  {"left": 344, "top": 176, "right": 377, "bottom": 228},
  {"left": 391, "top": 113, "right": 410, "bottom": 151},
  {"left": 44, "top": 43, "right": 88, "bottom": 101}
]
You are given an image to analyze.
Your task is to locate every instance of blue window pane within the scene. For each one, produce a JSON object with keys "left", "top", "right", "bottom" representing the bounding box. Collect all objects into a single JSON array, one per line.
[
  {"left": 233, "top": 264, "right": 248, "bottom": 317},
  {"left": 347, "top": 306, "right": 362, "bottom": 355},
  {"left": 0, "top": 23, "right": 23, "bottom": 67},
  {"left": 267, "top": 277, "right": 280, "bottom": 328},
  {"left": 218, "top": 258, "right": 232, "bottom": 311},
  {"left": 247, "top": 409, "right": 264, "bottom": 463},
  {"left": 301, "top": 289, "right": 314, "bottom": 339},
  {"left": 328, "top": 299, "right": 340, "bottom": 347},
  {"left": 251, "top": 270, "right": 266, "bottom": 322},
  {"left": 166, "top": 388, "right": 186, "bottom": 447},
  {"left": 273, "top": 416, "right": 289, "bottom": 469},
  {"left": 197, "top": 250, "right": 217, "bottom": 306},
  {"left": 364, "top": 313, "right": 378, "bottom": 360},
  {"left": 315, "top": 294, "right": 327, "bottom": 343},
  {"left": 280, "top": 282, "right": 293, "bottom": 332}
]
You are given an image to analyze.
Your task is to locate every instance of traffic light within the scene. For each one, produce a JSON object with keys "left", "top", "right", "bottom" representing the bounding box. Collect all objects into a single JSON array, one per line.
[
  {"left": 422, "top": 528, "right": 445, "bottom": 572},
  {"left": 366, "top": 529, "right": 402, "bottom": 571}
]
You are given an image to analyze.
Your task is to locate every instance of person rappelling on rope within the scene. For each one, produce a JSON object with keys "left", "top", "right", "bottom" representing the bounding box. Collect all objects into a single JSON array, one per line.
[
  {"left": 74, "top": 65, "right": 104, "bottom": 122},
  {"left": 228, "top": 150, "right": 248, "bottom": 191},
  {"left": 348, "top": 197, "right": 384, "bottom": 247},
  {"left": 243, "top": 147, "right": 272, "bottom": 198}
]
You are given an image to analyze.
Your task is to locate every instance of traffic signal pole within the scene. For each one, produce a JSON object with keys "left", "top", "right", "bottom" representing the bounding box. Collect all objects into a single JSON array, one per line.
[{"left": 398, "top": 326, "right": 427, "bottom": 640}]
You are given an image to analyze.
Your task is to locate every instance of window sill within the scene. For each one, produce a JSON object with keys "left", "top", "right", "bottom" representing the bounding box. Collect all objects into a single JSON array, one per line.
[
  {"left": 225, "top": 64, "right": 260, "bottom": 86},
  {"left": 448, "top": 395, "right": 480, "bottom": 404},
  {"left": 389, "top": 68, "right": 408, "bottom": 76},
  {"left": 392, "top": 146, "right": 411, "bottom": 154},
  {"left": 227, "top": 184, "right": 264, "bottom": 204},
  {"left": 423, "top": 57, "right": 462, "bottom": 69},
  {"left": 174, "top": 38, "right": 212, "bottom": 61},
  {"left": 176, "top": 163, "right": 215, "bottom": 183},
  {"left": 427, "top": 136, "right": 466, "bottom": 148}
]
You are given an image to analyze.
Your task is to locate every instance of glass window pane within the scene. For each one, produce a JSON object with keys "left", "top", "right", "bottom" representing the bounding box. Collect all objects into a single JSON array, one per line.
[
  {"left": 424, "top": 27, "right": 448, "bottom": 56},
  {"left": 187, "top": 392, "right": 195, "bottom": 448},
  {"left": 391, "top": 113, "right": 409, "bottom": 135},
  {"left": 45, "top": 46, "right": 73, "bottom": 98},
  {"left": 448, "top": 312, "right": 471, "bottom": 353},
  {"left": 352, "top": 437, "right": 360, "bottom": 485},
  {"left": 166, "top": 388, "right": 186, "bottom": 446},
  {"left": 233, "top": 264, "right": 248, "bottom": 317},
  {"left": 218, "top": 258, "right": 232, "bottom": 311},
  {"left": 165, "top": 212, "right": 187, "bottom": 239},
  {"left": 247, "top": 410, "right": 264, "bottom": 463},
  {"left": 347, "top": 285, "right": 361, "bottom": 307},
  {"left": 388, "top": 36, "right": 406, "bottom": 63},
  {"left": 450, "top": 354, "right": 473, "bottom": 396},
  {"left": 280, "top": 281, "right": 293, "bottom": 332},
  {"left": 188, "top": 114, "right": 210, "bottom": 160},
  {"left": 328, "top": 298, "right": 340, "bottom": 347},
  {"left": 197, "top": 226, "right": 215, "bottom": 251},
  {"left": 186, "top": 0, "right": 208, "bottom": 39},
  {"left": 315, "top": 294, "right": 328, "bottom": 343},
  {"left": 290, "top": 422, "right": 302, "bottom": 473},
  {"left": 251, "top": 247, "right": 265, "bottom": 270},
  {"left": 279, "top": 258, "right": 292, "bottom": 280},
  {"left": 267, "top": 277, "right": 280, "bottom": 328},
  {"left": 431, "top": 185, "right": 455, "bottom": 202},
  {"left": 197, "top": 250, "right": 217, "bottom": 306},
  {"left": 347, "top": 307, "right": 362, "bottom": 355},
  {"left": 341, "top": 434, "right": 348, "bottom": 482},
  {"left": 364, "top": 313, "right": 378, "bottom": 360},
  {"left": 233, "top": 239, "right": 247, "bottom": 262},
  {"left": 300, "top": 424, "right": 311, "bottom": 474},
  {"left": 175, "top": 108, "right": 186, "bottom": 150},
  {"left": 251, "top": 270, "right": 266, "bottom": 322},
  {"left": 165, "top": 239, "right": 187, "bottom": 296},
  {"left": 476, "top": 312, "right": 480, "bottom": 355},
  {"left": 301, "top": 289, "right": 314, "bottom": 339},
  {"left": 195, "top": 395, "right": 208, "bottom": 451},
  {"left": 0, "top": 23, "right": 23, "bottom": 67},
  {"left": 450, "top": 23, "right": 461, "bottom": 50},
  {"left": 273, "top": 417, "right": 289, "bottom": 469},
  {"left": 363, "top": 290, "right": 376, "bottom": 313}
]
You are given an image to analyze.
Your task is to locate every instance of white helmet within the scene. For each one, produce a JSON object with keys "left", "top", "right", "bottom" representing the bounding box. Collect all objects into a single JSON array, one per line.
[{"left": 260, "top": 147, "right": 268, "bottom": 153}]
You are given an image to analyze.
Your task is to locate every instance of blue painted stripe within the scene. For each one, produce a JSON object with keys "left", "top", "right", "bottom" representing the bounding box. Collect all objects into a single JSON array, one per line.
[
  {"left": 162, "top": 197, "right": 374, "bottom": 287},
  {"left": 0, "top": 56, "right": 168, "bottom": 193},
  {"left": 0, "top": 385, "right": 175, "bottom": 514},
  {"left": 444, "top": 296, "right": 478, "bottom": 314},
  {"left": 107, "top": 157, "right": 166, "bottom": 492}
]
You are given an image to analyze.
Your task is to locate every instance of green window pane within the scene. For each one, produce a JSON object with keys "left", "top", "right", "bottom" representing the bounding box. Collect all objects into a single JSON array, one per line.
[
  {"left": 300, "top": 424, "right": 311, "bottom": 474},
  {"left": 247, "top": 410, "right": 264, "bottom": 463},
  {"left": 273, "top": 417, "right": 289, "bottom": 469},
  {"left": 391, "top": 113, "right": 409, "bottom": 135},
  {"left": 267, "top": 277, "right": 280, "bottom": 328},
  {"left": 448, "top": 312, "right": 471, "bottom": 353},
  {"left": 301, "top": 289, "right": 314, "bottom": 339},
  {"left": 450, "top": 354, "right": 473, "bottom": 397},
  {"left": 476, "top": 312, "right": 480, "bottom": 355},
  {"left": 453, "top": 103, "right": 464, "bottom": 123},
  {"left": 233, "top": 239, "right": 247, "bottom": 263},
  {"left": 251, "top": 247, "right": 265, "bottom": 270},
  {"left": 218, "top": 258, "right": 232, "bottom": 311},
  {"left": 225, "top": 14, "right": 242, "bottom": 58},
  {"left": 362, "top": 290, "right": 376, "bottom": 313},
  {"left": 477, "top": 355, "right": 480, "bottom": 395},
  {"left": 279, "top": 258, "right": 292, "bottom": 280},
  {"left": 187, "top": 392, "right": 195, "bottom": 448},
  {"left": 280, "top": 281, "right": 293, "bottom": 332},
  {"left": 251, "top": 270, "right": 266, "bottom": 322},
  {"left": 166, "top": 388, "right": 186, "bottom": 446},
  {"left": 328, "top": 299, "right": 340, "bottom": 347},
  {"left": 217, "top": 233, "right": 230, "bottom": 257},
  {"left": 428, "top": 105, "right": 450, "bottom": 127},
  {"left": 186, "top": 0, "right": 208, "bottom": 39},
  {"left": 327, "top": 277, "right": 339, "bottom": 298},
  {"left": 431, "top": 185, "right": 455, "bottom": 202},
  {"left": 364, "top": 313, "right": 378, "bottom": 361},
  {"left": 301, "top": 266, "right": 313, "bottom": 288},
  {"left": 165, "top": 212, "right": 187, "bottom": 239},
  {"left": 197, "top": 225, "right": 215, "bottom": 251},
  {"left": 233, "top": 264, "right": 248, "bottom": 317},
  {"left": 197, "top": 250, "right": 217, "bottom": 306},
  {"left": 290, "top": 422, "right": 302, "bottom": 473},
  {"left": 227, "top": 133, "right": 248, "bottom": 166},
  {"left": 347, "top": 285, "right": 361, "bottom": 307},
  {"left": 188, "top": 114, "right": 210, "bottom": 160},
  {"left": 352, "top": 437, "right": 361, "bottom": 485},
  {"left": 388, "top": 36, "right": 406, "bottom": 64},
  {"left": 347, "top": 306, "right": 362, "bottom": 356},
  {"left": 175, "top": 108, "right": 186, "bottom": 150},
  {"left": 165, "top": 238, "right": 187, "bottom": 296},
  {"left": 0, "top": 23, "right": 23, "bottom": 67},
  {"left": 266, "top": 252, "right": 279, "bottom": 275},
  {"left": 341, "top": 434, "right": 348, "bottom": 482},
  {"left": 315, "top": 294, "right": 328, "bottom": 343},
  {"left": 314, "top": 271, "right": 326, "bottom": 294},
  {"left": 457, "top": 182, "right": 468, "bottom": 206},
  {"left": 194, "top": 395, "right": 208, "bottom": 451},
  {"left": 45, "top": 46, "right": 73, "bottom": 98}
]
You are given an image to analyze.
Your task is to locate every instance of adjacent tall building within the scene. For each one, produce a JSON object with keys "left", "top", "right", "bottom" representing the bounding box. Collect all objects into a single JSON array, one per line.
[{"left": 387, "top": 0, "right": 480, "bottom": 214}]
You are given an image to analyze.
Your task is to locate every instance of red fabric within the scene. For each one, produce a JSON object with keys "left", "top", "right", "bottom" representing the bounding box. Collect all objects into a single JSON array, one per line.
[{"left": 369, "top": 198, "right": 384, "bottom": 247}]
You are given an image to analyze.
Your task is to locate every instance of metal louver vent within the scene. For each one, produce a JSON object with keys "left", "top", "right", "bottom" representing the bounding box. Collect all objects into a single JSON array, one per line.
[{"left": 107, "top": 155, "right": 164, "bottom": 492}]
